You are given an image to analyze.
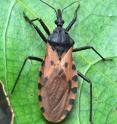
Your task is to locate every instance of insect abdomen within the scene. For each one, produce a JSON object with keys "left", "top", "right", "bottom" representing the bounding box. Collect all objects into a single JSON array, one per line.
[{"left": 38, "top": 44, "right": 78, "bottom": 122}]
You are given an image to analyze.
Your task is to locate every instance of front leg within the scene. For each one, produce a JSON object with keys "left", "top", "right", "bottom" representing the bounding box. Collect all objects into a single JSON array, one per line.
[
  {"left": 23, "top": 13, "right": 47, "bottom": 43},
  {"left": 66, "top": 4, "right": 80, "bottom": 32},
  {"left": 31, "top": 18, "right": 50, "bottom": 35}
]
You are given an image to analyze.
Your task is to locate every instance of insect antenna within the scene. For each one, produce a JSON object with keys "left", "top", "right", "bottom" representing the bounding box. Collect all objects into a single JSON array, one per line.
[
  {"left": 62, "top": 1, "right": 80, "bottom": 13},
  {"left": 40, "top": 0, "right": 57, "bottom": 15}
]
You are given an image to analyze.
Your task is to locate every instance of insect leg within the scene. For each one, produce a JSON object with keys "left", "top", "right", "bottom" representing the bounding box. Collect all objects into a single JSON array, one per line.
[
  {"left": 77, "top": 71, "right": 93, "bottom": 124},
  {"left": 66, "top": 4, "right": 80, "bottom": 32},
  {"left": 30, "top": 18, "right": 50, "bottom": 35},
  {"left": 73, "top": 46, "right": 111, "bottom": 61},
  {"left": 23, "top": 13, "right": 47, "bottom": 43},
  {"left": 10, "top": 56, "right": 43, "bottom": 94}
]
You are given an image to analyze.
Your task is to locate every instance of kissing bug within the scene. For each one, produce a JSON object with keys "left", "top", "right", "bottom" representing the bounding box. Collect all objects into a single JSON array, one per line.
[
  {"left": 0, "top": 81, "right": 14, "bottom": 124},
  {"left": 10, "top": 0, "right": 111, "bottom": 123}
]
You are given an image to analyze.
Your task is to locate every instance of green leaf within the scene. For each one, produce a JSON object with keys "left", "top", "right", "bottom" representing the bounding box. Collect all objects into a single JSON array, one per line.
[{"left": 0, "top": 0, "right": 117, "bottom": 124}]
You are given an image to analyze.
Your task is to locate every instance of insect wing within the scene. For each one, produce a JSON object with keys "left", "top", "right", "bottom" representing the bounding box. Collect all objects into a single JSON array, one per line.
[{"left": 39, "top": 44, "right": 78, "bottom": 122}]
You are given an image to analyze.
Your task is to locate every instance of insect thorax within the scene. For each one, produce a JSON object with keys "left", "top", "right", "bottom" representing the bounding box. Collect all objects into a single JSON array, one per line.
[{"left": 48, "top": 27, "right": 74, "bottom": 57}]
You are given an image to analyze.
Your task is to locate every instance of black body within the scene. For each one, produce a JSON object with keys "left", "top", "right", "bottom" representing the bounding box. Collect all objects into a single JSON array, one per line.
[
  {"left": 48, "top": 9, "right": 75, "bottom": 57},
  {"left": 48, "top": 27, "right": 74, "bottom": 57}
]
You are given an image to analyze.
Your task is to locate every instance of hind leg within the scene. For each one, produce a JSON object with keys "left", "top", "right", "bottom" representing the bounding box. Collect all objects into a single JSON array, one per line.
[{"left": 77, "top": 71, "right": 93, "bottom": 124}]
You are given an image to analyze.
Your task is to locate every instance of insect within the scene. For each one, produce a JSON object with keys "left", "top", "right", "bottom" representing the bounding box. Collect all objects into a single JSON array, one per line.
[
  {"left": 0, "top": 81, "right": 14, "bottom": 124},
  {"left": 10, "top": 0, "right": 111, "bottom": 123}
]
